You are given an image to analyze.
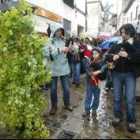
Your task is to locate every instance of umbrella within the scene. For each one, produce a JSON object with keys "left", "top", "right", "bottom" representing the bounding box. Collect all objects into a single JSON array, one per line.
[
  {"left": 98, "top": 35, "right": 111, "bottom": 40},
  {"left": 98, "top": 32, "right": 112, "bottom": 40},
  {"left": 100, "top": 37, "right": 120, "bottom": 50},
  {"left": 79, "top": 32, "right": 97, "bottom": 39},
  {"left": 0, "top": 1, "right": 20, "bottom": 11}
]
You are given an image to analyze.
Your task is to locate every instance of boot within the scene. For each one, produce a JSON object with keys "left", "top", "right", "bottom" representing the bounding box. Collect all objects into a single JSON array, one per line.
[
  {"left": 82, "top": 112, "right": 90, "bottom": 118},
  {"left": 50, "top": 106, "right": 57, "bottom": 115},
  {"left": 65, "top": 105, "right": 73, "bottom": 112},
  {"left": 112, "top": 117, "right": 122, "bottom": 126}
]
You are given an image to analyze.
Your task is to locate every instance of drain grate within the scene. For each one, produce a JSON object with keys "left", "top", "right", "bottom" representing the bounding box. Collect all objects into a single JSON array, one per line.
[{"left": 57, "top": 130, "right": 77, "bottom": 139}]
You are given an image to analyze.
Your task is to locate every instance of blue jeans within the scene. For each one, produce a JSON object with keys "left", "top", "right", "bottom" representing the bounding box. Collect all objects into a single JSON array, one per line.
[
  {"left": 106, "top": 70, "right": 113, "bottom": 89},
  {"left": 72, "top": 62, "right": 81, "bottom": 84},
  {"left": 113, "top": 72, "right": 136, "bottom": 123},
  {"left": 50, "top": 75, "right": 70, "bottom": 106},
  {"left": 85, "top": 83, "right": 101, "bottom": 112}
]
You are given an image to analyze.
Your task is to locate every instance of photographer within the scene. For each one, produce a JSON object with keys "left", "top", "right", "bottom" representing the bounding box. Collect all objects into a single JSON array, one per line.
[{"left": 106, "top": 24, "right": 139, "bottom": 133}]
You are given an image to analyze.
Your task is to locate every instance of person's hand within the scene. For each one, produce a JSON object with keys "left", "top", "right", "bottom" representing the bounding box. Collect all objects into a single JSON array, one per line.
[
  {"left": 113, "top": 55, "right": 120, "bottom": 61},
  {"left": 61, "top": 47, "right": 69, "bottom": 53},
  {"left": 92, "top": 70, "right": 101, "bottom": 76},
  {"left": 119, "top": 51, "right": 128, "bottom": 58}
]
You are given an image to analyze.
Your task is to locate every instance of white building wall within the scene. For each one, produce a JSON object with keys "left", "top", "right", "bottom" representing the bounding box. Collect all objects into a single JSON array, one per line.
[
  {"left": 26, "top": 0, "right": 86, "bottom": 36},
  {"left": 125, "top": 0, "right": 140, "bottom": 24},
  {"left": 75, "top": 0, "right": 85, "bottom": 12},
  {"left": 117, "top": 0, "right": 131, "bottom": 29},
  {"left": 87, "top": 2, "right": 102, "bottom": 34}
]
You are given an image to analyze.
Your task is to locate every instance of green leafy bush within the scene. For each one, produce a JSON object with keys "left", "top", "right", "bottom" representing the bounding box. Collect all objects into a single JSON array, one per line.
[{"left": 0, "top": 0, "right": 51, "bottom": 139}]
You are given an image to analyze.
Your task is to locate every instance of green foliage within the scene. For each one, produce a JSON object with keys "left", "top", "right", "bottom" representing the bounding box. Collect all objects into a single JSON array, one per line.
[{"left": 0, "top": 0, "right": 51, "bottom": 139}]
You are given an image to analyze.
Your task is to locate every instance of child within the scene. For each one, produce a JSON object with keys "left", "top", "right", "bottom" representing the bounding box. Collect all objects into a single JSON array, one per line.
[{"left": 83, "top": 48, "right": 106, "bottom": 117}]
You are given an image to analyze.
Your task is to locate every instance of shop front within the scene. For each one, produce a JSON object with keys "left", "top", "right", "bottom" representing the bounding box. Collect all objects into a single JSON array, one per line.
[{"left": 33, "top": 7, "right": 63, "bottom": 34}]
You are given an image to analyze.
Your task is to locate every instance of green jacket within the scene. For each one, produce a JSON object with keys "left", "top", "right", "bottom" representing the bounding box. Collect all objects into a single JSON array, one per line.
[{"left": 43, "top": 25, "right": 78, "bottom": 77}]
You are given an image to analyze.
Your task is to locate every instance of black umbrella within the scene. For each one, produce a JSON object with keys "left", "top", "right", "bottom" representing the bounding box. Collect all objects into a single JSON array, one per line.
[{"left": 0, "top": 1, "right": 20, "bottom": 11}]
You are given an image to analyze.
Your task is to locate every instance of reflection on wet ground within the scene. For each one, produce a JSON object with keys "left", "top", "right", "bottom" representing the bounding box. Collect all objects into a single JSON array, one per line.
[{"left": 79, "top": 84, "right": 140, "bottom": 139}]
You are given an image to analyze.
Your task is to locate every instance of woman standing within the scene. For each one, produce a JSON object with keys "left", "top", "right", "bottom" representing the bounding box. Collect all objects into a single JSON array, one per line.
[
  {"left": 43, "top": 25, "right": 78, "bottom": 115},
  {"left": 106, "top": 24, "right": 139, "bottom": 133}
]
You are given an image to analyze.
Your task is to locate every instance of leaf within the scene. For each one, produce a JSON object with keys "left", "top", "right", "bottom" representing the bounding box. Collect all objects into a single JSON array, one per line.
[
  {"left": 9, "top": 30, "right": 13, "bottom": 36},
  {"left": 0, "top": 0, "right": 51, "bottom": 139}
]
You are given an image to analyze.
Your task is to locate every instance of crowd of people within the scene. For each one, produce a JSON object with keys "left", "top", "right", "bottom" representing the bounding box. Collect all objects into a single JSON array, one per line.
[{"left": 43, "top": 23, "right": 140, "bottom": 134}]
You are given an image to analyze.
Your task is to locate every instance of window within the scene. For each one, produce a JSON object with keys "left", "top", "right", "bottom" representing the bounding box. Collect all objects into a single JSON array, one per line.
[
  {"left": 136, "top": 6, "right": 139, "bottom": 19},
  {"left": 131, "top": 12, "right": 133, "bottom": 21},
  {"left": 63, "top": 0, "right": 75, "bottom": 9},
  {"left": 0, "top": 0, "right": 12, "bottom": 4},
  {"left": 0, "top": 0, "right": 4, "bottom": 4},
  {"left": 63, "top": 19, "right": 71, "bottom": 38}
]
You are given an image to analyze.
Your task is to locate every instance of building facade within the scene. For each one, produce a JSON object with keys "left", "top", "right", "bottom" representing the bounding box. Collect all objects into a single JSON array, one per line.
[
  {"left": 0, "top": 0, "right": 87, "bottom": 37},
  {"left": 0, "top": 0, "right": 10, "bottom": 4},
  {"left": 87, "top": 0, "right": 104, "bottom": 35},
  {"left": 116, "top": 0, "right": 140, "bottom": 30},
  {"left": 26, "top": 0, "right": 87, "bottom": 37},
  {"left": 117, "top": 0, "right": 131, "bottom": 29},
  {"left": 117, "top": 0, "right": 140, "bottom": 32},
  {"left": 124, "top": 0, "right": 140, "bottom": 24},
  {"left": 104, "top": 14, "right": 117, "bottom": 34}
]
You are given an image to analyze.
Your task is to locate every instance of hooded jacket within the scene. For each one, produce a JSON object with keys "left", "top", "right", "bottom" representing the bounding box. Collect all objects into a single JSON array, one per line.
[{"left": 43, "top": 25, "right": 78, "bottom": 77}]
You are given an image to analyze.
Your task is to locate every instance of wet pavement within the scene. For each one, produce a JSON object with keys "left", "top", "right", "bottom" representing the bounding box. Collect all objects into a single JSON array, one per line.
[
  {"left": 0, "top": 75, "right": 140, "bottom": 139},
  {"left": 44, "top": 77, "right": 140, "bottom": 139}
]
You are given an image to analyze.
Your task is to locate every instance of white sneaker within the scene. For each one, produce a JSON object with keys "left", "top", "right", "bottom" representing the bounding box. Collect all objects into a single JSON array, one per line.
[
  {"left": 128, "top": 123, "right": 137, "bottom": 133},
  {"left": 112, "top": 118, "right": 122, "bottom": 126},
  {"left": 110, "top": 88, "right": 114, "bottom": 91},
  {"left": 105, "top": 88, "right": 109, "bottom": 92}
]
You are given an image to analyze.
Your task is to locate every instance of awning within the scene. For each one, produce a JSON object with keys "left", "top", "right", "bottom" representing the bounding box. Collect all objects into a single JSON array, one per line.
[{"left": 0, "top": 1, "right": 20, "bottom": 11}]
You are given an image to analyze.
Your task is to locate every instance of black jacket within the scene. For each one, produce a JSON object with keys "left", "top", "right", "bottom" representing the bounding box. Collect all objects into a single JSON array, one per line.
[
  {"left": 128, "top": 41, "right": 140, "bottom": 77},
  {"left": 106, "top": 41, "right": 140, "bottom": 74},
  {"left": 85, "top": 58, "right": 107, "bottom": 84},
  {"left": 128, "top": 41, "right": 140, "bottom": 63}
]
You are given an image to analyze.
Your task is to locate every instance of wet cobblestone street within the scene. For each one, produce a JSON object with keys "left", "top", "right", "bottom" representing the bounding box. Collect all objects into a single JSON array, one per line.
[
  {"left": 44, "top": 77, "right": 140, "bottom": 139},
  {"left": 0, "top": 76, "right": 140, "bottom": 139}
]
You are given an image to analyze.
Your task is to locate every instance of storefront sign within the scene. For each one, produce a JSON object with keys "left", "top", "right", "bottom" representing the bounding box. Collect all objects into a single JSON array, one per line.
[{"left": 35, "top": 7, "right": 62, "bottom": 23}]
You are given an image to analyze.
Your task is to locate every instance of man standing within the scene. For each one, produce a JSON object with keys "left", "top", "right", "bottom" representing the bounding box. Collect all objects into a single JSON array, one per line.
[
  {"left": 43, "top": 25, "right": 78, "bottom": 115},
  {"left": 71, "top": 37, "right": 84, "bottom": 87}
]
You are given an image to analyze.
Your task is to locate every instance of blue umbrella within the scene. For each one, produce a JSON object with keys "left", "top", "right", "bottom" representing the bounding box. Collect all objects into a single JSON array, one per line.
[{"left": 100, "top": 37, "right": 120, "bottom": 50}]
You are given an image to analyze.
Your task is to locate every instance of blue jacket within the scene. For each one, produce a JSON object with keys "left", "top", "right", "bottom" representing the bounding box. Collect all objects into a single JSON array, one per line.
[{"left": 43, "top": 25, "right": 78, "bottom": 77}]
